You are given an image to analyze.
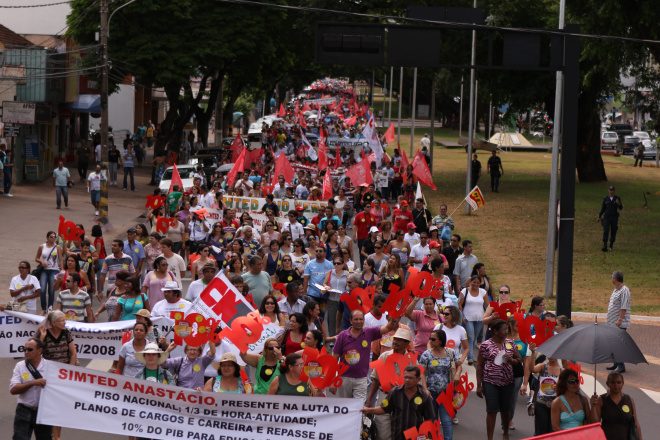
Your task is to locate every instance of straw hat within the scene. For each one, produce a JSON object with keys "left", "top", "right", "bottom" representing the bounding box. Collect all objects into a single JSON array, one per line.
[
  {"left": 211, "top": 352, "right": 240, "bottom": 372},
  {"left": 135, "top": 343, "right": 169, "bottom": 365},
  {"left": 133, "top": 309, "right": 152, "bottom": 319}
]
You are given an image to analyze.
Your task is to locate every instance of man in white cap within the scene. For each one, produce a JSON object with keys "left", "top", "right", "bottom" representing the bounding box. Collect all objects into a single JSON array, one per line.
[
  {"left": 365, "top": 327, "right": 416, "bottom": 440},
  {"left": 151, "top": 280, "right": 191, "bottom": 317}
]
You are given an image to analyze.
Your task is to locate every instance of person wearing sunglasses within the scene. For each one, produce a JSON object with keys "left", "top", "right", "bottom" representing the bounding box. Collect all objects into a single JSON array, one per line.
[
  {"left": 282, "top": 211, "right": 305, "bottom": 241},
  {"left": 259, "top": 295, "right": 286, "bottom": 328},
  {"left": 476, "top": 319, "right": 523, "bottom": 440},
  {"left": 10, "top": 338, "right": 51, "bottom": 440},
  {"left": 551, "top": 369, "right": 593, "bottom": 432},
  {"left": 10, "top": 261, "right": 41, "bottom": 315},
  {"left": 302, "top": 245, "right": 333, "bottom": 316}
]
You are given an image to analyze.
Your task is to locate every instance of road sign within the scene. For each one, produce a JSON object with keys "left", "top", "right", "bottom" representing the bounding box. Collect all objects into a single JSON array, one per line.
[
  {"left": 2, "top": 101, "right": 35, "bottom": 124},
  {"left": 4, "top": 123, "right": 19, "bottom": 137}
]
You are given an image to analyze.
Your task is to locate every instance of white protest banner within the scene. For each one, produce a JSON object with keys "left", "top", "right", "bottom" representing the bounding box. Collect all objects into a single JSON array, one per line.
[
  {"left": 304, "top": 97, "right": 337, "bottom": 106},
  {"left": 210, "top": 196, "right": 328, "bottom": 228},
  {"left": 325, "top": 137, "right": 366, "bottom": 149},
  {"left": 0, "top": 311, "right": 134, "bottom": 360},
  {"left": 38, "top": 363, "right": 361, "bottom": 440}
]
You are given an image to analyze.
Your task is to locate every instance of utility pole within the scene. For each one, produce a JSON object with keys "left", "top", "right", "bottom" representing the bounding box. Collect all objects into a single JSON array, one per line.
[
  {"left": 465, "top": 0, "right": 478, "bottom": 215},
  {"left": 410, "top": 67, "right": 417, "bottom": 158},
  {"left": 388, "top": 66, "right": 393, "bottom": 126},
  {"left": 397, "top": 67, "right": 403, "bottom": 145},
  {"left": 99, "top": 0, "right": 109, "bottom": 221},
  {"left": 430, "top": 79, "right": 435, "bottom": 170}
]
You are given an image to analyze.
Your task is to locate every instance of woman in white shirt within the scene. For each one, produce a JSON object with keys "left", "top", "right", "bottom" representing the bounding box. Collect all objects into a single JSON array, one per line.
[
  {"left": 10, "top": 261, "right": 41, "bottom": 315},
  {"left": 459, "top": 275, "right": 489, "bottom": 365}
]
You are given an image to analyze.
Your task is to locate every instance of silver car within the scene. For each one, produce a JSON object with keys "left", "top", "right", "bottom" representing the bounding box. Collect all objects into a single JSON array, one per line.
[{"left": 600, "top": 131, "right": 618, "bottom": 150}]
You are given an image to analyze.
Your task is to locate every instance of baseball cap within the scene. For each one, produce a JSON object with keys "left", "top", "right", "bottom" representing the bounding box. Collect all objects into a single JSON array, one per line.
[
  {"left": 407, "top": 222, "right": 416, "bottom": 229},
  {"left": 429, "top": 241, "right": 441, "bottom": 249},
  {"left": 400, "top": 200, "right": 409, "bottom": 206},
  {"left": 609, "top": 186, "right": 615, "bottom": 191}
]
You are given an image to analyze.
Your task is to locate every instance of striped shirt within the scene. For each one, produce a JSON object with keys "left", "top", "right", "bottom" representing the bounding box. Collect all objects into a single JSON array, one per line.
[
  {"left": 607, "top": 285, "right": 631, "bottom": 329},
  {"left": 101, "top": 253, "right": 136, "bottom": 290},
  {"left": 56, "top": 290, "right": 91, "bottom": 322},
  {"left": 380, "top": 385, "right": 436, "bottom": 440},
  {"left": 480, "top": 338, "right": 515, "bottom": 387}
]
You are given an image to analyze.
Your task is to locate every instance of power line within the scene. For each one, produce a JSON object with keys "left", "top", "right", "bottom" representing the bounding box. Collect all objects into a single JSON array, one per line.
[
  {"left": 0, "top": 1, "right": 73, "bottom": 8},
  {"left": 213, "top": 0, "right": 660, "bottom": 47}
]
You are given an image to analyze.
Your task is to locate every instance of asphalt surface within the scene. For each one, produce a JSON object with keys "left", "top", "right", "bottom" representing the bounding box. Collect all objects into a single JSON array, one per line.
[{"left": 0, "top": 150, "right": 658, "bottom": 439}]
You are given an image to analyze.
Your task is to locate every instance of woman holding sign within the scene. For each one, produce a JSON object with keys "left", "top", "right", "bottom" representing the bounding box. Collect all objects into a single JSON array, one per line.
[
  {"left": 475, "top": 319, "right": 523, "bottom": 440},
  {"left": 406, "top": 297, "right": 443, "bottom": 356},
  {"left": 268, "top": 353, "right": 323, "bottom": 396},
  {"left": 240, "top": 338, "right": 282, "bottom": 394},
  {"left": 522, "top": 342, "right": 562, "bottom": 435},
  {"left": 164, "top": 340, "right": 216, "bottom": 389}
]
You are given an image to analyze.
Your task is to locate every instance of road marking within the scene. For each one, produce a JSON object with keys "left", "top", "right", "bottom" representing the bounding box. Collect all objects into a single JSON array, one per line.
[
  {"left": 640, "top": 388, "right": 660, "bottom": 404},
  {"left": 581, "top": 372, "right": 607, "bottom": 396}
]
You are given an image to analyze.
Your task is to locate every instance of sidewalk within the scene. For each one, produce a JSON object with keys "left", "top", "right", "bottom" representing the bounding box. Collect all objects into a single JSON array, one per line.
[{"left": 0, "top": 158, "right": 155, "bottom": 302}]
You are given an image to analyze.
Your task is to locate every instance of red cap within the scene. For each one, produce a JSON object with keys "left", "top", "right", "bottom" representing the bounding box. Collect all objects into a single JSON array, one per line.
[
  {"left": 295, "top": 206, "right": 304, "bottom": 211},
  {"left": 400, "top": 200, "right": 409, "bottom": 206},
  {"left": 407, "top": 222, "right": 416, "bottom": 229},
  {"left": 429, "top": 241, "right": 441, "bottom": 249}
]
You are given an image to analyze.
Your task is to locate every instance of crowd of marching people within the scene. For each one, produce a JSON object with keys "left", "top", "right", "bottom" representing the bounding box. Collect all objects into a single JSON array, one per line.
[{"left": 6, "top": 82, "right": 641, "bottom": 440}]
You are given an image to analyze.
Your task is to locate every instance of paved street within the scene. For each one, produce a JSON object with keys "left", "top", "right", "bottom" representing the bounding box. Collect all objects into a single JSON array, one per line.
[{"left": 0, "top": 154, "right": 659, "bottom": 439}]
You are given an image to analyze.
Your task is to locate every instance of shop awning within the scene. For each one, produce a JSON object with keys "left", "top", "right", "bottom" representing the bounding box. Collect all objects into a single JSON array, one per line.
[{"left": 65, "top": 94, "right": 101, "bottom": 114}]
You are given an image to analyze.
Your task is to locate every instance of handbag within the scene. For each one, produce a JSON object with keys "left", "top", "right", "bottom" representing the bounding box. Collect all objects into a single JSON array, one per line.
[
  {"left": 626, "top": 394, "right": 640, "bottom": 440},
  {"left": 445, "top": 346, "right": 457, "bottom": 382},
  {"left": 31, "top": 264, "right": 43, "bottom": 279},
  {"left": 8, "top": 299, "right": 28, "bottom": 313}
]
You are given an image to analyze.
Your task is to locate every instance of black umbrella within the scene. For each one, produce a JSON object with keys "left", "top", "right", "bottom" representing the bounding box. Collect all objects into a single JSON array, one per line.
[{"left": 537, "top": 320, "right": 647, "bottom": 394}]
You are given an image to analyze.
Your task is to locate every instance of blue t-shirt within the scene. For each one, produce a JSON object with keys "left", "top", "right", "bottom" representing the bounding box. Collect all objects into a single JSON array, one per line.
[
  {"left": 53, "top": 167, "right": 70, "bottom": 186},
  {"left": 123, "top": 240, "right": 146, "bottom": 268},
  {"left": 123, "top": 150, "right": 135, "bottom": 168},
  {"left": 303, "top": 259, "right": 334, "bottom": 299}
]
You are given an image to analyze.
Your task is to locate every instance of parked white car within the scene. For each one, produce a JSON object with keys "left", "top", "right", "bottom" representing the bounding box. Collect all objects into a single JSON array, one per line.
[
  {"left": 633, "top": 131, "right": 652, "bottom": 149},
  {"left": 159, "top": 164, "right": 197, "bottom": 195},
  {"left": 600, "top": 131, "right": 618, "bottom": 150}
]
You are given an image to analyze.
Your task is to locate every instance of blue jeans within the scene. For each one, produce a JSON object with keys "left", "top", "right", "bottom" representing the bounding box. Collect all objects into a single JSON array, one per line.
[
  {"left": 465, "top": 320, "right": 483, "bottom": 361},
  {"left": 431, "top": 390, "right": 454, "bottom": 440},
  {"left": 614, "top": 328, "right": 627, "bottom": 370},
  {"left": 39, "top": 269, "right": 58, "bottom": 311},
  {"left": 123, "top": 166, "right": 135, "bottom": 190},
  {"left": 55, "top": 185, "right": 68, "bottom": 207},
  {"left": 510, "top": 376, "right": 524, "bottom": 421},
  {"left": 96, "top": 258, "right": 105, "bottom": 293}
]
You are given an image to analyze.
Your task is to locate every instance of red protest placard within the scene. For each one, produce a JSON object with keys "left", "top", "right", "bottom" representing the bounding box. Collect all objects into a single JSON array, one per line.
[
  {"left": 145, "top": 195, "right": 166, "bottom": 210},
  {"left": 156, "top": 217, "right": 171, "bottom": 234},
  {"left": 380, "top": 268, "right": 433, "bottom": 319},
  {"left": 168, "top": 311, "right": 220, "bottom": 347},
  {"left": 339, "top": 286, "right": 374, "bottom": 315},
  {"left": 514, "top": 313, "right": 556, "bottom": 346},
  {"left": 565, "top": 362, "right": 584, "bottom": 384},
  {"left": 403, "top": 420, "right": 442, "bottom": 440},
  {"left": 299, "top": 347, "right": 349, "bottom": 389},
  {"left": 58, "top": 215, "right": 84, "bottom": 242},
  {"left": 216, "top": 311, "right": 270, "bottom": 353},
  {"left": 489, "top": 300, "right": 524, "bottom": 319},
  {"left": 369, "top": 352, "right": 424, "bottom": 392},
  {"left": 436, "top": 371, "right": 474, "bottom": 419}
]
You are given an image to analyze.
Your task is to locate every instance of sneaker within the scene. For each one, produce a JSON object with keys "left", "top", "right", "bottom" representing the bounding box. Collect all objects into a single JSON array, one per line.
[
  {"left": 509, "top": 421, "right": 515, "bottom": 430},
  {"left": 94, "top": 210, "right": 99, "bottom": 216},
  {"left": 452, "top": 416, "right": 459, "bottom": 425},
  {"left": 56, "top": 206, "right": 61, "bottom": 209},
  {"left": 123, "top": 188, "right": 127, "bottom": 191},
  {"left": 133, "top": 189, "right": 138, "bottom": 192},
  {"left": 4, "top": 193, "right": 13, "bottom": 197}
]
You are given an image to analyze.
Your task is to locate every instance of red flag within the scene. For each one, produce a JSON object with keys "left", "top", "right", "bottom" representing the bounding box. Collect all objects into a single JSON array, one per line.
[
  {"left": 344, "top": 115, "right": 357, "bottom": 126},
  {"left": 226, "top": 148, "right": 246, "bottom": 188},
  {"left": 272, "top": 148, "right": 296, "bottom": 185},
  {"left": 169, "top": 164, "right": 184, "bottom": 193},
  {"left": 298, "top": 113, "right": 307, "bottom": 129},
  {"left": 384, "top": 123, "right": 395, "bottom": 144},
  {"left": 295, "top": 100, "right": 300, "bottom": 115},
  {"left": 400, "top": 146, "right": 410, "bottom": 169},
  {"left": 245, "top": 148, "right": 262, "bottom": 171},
  {"left": 278, "top": 103, "right": 285, "bottom": 117},
  {"left": 361, "top": 149, "right": 366, "bottom": 160},
  {"left": 334, "top": 148, "right": 342, "bottom": 168},
  {"left": 303, "top": 102, "right": 311, "bottom": 112},
  {"left": 412, "top": 151, "right": 437, "bottom": 190},
  {"left": 353, "top": 101, "right": 359, "bottom": 115},
  {"left": 345, "top": 158, "right": 373, "bottom": 187},
  {"left": 328, "top": 103, "right": 335, "bottom": 111},
  {"left": 230, "top": 134, "right": 244, "bottom": 163},
  {"left": 322, "top": 169, "right": 333, "bottom": 201},
  {"left": 318, "top": 132, "right": 328, "bottom": 171}
]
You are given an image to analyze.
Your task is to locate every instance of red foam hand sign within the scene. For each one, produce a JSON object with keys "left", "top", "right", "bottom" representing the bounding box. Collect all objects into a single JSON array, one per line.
[
  {"left": 404, "top": 420, "right": 443, "bottom": 440},
  {"left": 244, "top": 293, "right": 258, "bottom": 309},
  {"left": 145, "top": 195, "right": 166, "bottom": 210},
  {"left": 565, "top": 362, "right": 584, "bottom": 385},
  {"left": 169, "top": 311, "right": 220, "bottom": 346},
  {"left": 429, "top": 278, "right": 445, "bottom": 299},
  {"left": 381, "top": 284, "right": 416, "bottom": 320},
  {"left": 515, "top": 313, "right": 556, "bottom": 346},
  {"left": 156, "top": 217, "right": 171, "bottom": 234},
  {"left": 170, "top": 217, "right": 178, "bottom": 227},
  {"left": 216, "top": 311, "right": 270, "bottom": 353},
  {"left": 299, "top": 347, "right": 349, "bottom": 389},
  {"left": 339, "top": 286, "right": 373, "bottom": 315},
  {"left": 199, "top": 277, "right": 242, "bottom": 323},
  {"left": 58, "top": 216, "right": 84, "bottom": 241},
  {"left": 436, "top": 372, "right": 474, "bottom": 419},
  {"left": 489, "top": 300, "right": 524, "bottom": 319},
  {"left": 122, "top": 331, "right": 133, "bottom": 345},
  {"left": 381, "top": 268, "right": 432, "bottom": 318},
  {"left": 369, "top": 352, "right": 424, "bottom": 392}
]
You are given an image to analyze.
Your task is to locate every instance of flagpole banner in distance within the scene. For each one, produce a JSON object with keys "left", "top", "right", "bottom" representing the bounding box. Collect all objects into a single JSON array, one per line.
[
  {"left": 37, "top": 363, "right": 362, "bottom": 440},
  {"left": 466, "top": 186, "right": 486, "bottom": 210}
]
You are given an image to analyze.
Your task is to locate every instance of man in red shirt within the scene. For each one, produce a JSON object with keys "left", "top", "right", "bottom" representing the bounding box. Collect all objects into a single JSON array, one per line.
[
  {"left": 392, "top": 200, "right": 414, "bottom": 233},
  {"left": 220, "top": 208, "right": 240, "bottom": 242},
  {"left": 353, "top": 204, "right": 377, "bottom": 267},
  {"left": 310, "top": 206, "right": 327, "bottom": 237}
]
